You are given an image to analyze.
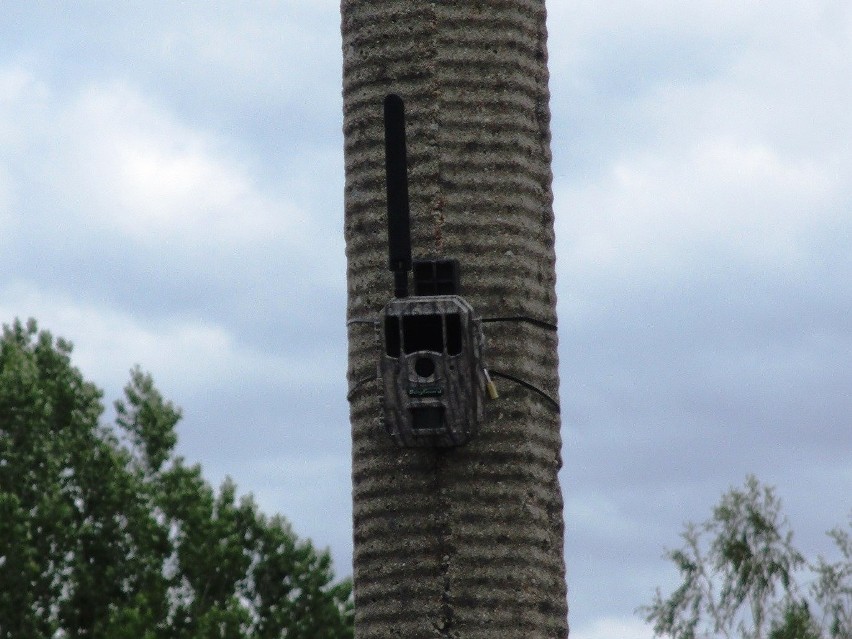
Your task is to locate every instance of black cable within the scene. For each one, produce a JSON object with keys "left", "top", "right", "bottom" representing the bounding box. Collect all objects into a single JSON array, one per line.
[
  {"left": 481, "top": 315, "right": 557, "bottom": 331},
  {"left": 346, "top": 318, "right": 378, "bottom": 326},
  {"left": 488, "top": 370, "right": 560, "bottom": 412},
  {"left": 347, "top": 376, "right": 377, "bottom": 402},
  {"left": 349, "top": 315, "right": 557, "bottom": 331},
  {"left": 346, "top": 313, "right": 560, "bottom": 411}
]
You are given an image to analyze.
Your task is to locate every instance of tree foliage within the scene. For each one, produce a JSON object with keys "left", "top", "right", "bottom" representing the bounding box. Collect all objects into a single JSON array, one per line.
[
  {"left": 641, "top": 475, "right": 851, "bottom": 639},
  {"left": 0, "top": 319, "right": 353, "bottom": 639}
]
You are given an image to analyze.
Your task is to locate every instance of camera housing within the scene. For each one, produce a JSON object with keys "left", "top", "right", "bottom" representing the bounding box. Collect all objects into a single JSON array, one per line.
[{"left": 381, "top": 293, "right": 484, "bottom": 447}]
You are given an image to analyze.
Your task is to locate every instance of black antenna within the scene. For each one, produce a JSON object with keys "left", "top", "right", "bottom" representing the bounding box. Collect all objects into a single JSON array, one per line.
[{"left": 384, "top": 94, "right": 411, "bottom": 298}]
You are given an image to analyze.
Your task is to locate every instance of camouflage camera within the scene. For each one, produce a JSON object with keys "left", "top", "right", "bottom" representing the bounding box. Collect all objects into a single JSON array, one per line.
[
  {"left": 379, "top": 95, "right": 492, "bottom": 447},
  {"left": 381, "top": 288, "right": 485, "bottom": 447}
]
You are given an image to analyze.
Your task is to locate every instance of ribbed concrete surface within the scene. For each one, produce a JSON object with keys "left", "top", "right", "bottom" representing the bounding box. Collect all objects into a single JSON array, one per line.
[{"left": 343, "top": 1, "right": 567, "bottom": 636}]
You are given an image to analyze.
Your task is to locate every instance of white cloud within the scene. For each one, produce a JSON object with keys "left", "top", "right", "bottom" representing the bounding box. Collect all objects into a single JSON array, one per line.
[
  {"left": 557, "top": 137, "right": 836, "bottom": 282},
  {"left": 0, "top": 65, "right": 320, "bottom": 256},
  {"left": 553, "top": 0, "right": 851, "bottom": 281},
  {"left": 51, "top": 82, "right": 308, "bottom": 248},
  {"left": 0, "top": 64, "right": 345, "bottom": 318},
  {"left": 0, "top": 165, "right": 11, "bottom": 231},
  {"left": 570, "top": 616, "right": 655, "bottom": 639},
  {"left": 0, "top": 67, "right": 48, "bottom": 235},
  {"left": 171, "top": 14, "right": 325, "bottom": 88},
  {"left": 566, "top": 492, "right": 641, "bottom": 545},
  {"left": 0, "top": 282, "right": 335, "bottom": 400},
  {"left": 0, "top": 66, "right": 50, "bottom": 136},
  {"left": 549, "top": 0, "right": 844, "bottom": 72}
]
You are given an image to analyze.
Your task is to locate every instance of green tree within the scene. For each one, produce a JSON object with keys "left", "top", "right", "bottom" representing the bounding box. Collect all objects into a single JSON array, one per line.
[
  {"left": 640, "top": 475, "right": 851, "bottom": 639},
  {"left": 812, "top": 518, "right": 852, "bottom": 639},
  {"left": 768, "top": 600, "right": 822, "bottom": 639},
  {"left": 0, "top": 318, "right": 352, "bottom": 639}
]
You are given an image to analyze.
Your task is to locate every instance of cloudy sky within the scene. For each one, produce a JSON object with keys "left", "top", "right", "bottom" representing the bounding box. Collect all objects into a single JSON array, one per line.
[{"left": 1, "top": 2, "right": 850, "bottom": 637}]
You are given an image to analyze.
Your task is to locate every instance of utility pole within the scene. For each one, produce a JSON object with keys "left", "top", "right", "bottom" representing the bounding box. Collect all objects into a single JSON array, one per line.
[{"left": 342, "top": 2, "right": 567, "bottom": 637}]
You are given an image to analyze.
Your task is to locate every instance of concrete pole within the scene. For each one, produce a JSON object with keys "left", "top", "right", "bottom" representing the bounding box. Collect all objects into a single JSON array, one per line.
[{"left": 342, "top": 2, "right": 567, "bottom": 637}]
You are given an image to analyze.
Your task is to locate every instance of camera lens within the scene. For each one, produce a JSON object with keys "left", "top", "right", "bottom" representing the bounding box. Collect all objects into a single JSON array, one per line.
[{"left": 414, "top": 357, "right": 435, "bottom": 378}]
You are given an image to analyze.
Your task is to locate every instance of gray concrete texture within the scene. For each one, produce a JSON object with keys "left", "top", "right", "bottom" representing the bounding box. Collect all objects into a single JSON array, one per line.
[{"left": 342, "top": 1, "right": 567, "bottom": 636}]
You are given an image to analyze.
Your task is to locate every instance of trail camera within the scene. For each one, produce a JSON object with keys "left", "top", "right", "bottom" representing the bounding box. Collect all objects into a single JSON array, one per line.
[
  {"left": 380, "top": 94, "right": 491, "bottom": 447},
  {"left": 381, "top": 279, "right": 486, "bottom": 448}
]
